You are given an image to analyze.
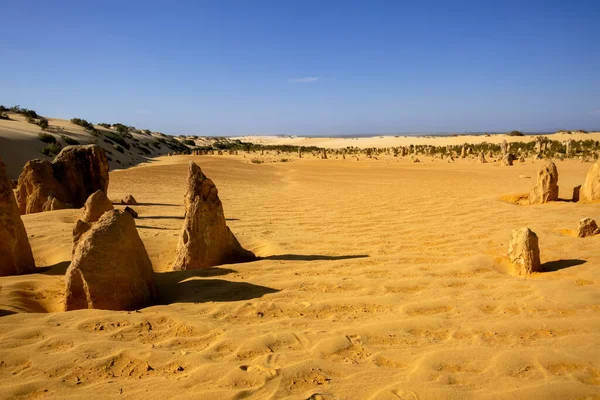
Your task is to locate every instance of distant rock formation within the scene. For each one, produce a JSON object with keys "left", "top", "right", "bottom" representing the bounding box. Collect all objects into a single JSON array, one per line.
[
  {"left": 501, "top": 140, "right": 508, "bottom": 155},
  {"left": 501, "top": 153, "right": 515, "bottom": 166},
  {"left": 477, "top": 151, "right": 487, "bottom": 163},
  {"left": 509, "top": 227, "right": 541, "bottom": 276},
  {"left": 81, "top": 190, "right": 113, "bottom": 223},
  {"left": 16, "top": 145, "right": 109, "bottom": 214},
  {"left": 580, "top": 162, "right": 600, "bottom": 202},
  {"left": 572, "top": 185, "right": 581, "bottom": 202},
  {"left": 172, "top": 162, "right": 256, "bottom": 270},
  {"left": 120, "top": 194, "right": 137, "bottom": 205},
  {"left": 65, "top": 210, "right": 158, "bottom": 311},
  {"left": 0, "top": 158, "right": 36, "bottom": 276},
  {"left": 577, "top": 218, "right": 599, "bottom": 238},
  {"left": 528, "top": 162, "right": 559, "bottom": 204}
]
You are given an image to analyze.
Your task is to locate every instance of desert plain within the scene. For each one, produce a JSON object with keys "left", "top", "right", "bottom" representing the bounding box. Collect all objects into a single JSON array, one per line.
[{"left": 0, "top": 117, "right": 599, "bottom": 400}]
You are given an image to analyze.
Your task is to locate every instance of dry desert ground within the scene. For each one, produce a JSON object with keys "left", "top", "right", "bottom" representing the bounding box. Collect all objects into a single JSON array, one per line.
[{"left": 0, "top": 149, "right": 599, "bottom": 400}]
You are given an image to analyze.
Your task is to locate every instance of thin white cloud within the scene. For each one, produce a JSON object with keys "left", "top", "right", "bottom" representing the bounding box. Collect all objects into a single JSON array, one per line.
[{"left": 288, "top": 77, "right": 320, "bottom": 83}]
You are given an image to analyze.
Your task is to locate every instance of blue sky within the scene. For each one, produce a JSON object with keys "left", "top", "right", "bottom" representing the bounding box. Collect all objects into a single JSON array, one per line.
[{"left": 1, "top": 0, "right": 599, "bottom": 136}]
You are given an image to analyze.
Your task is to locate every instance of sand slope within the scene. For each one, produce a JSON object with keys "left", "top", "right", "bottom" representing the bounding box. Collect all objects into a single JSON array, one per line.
[{"left": 0, "top": 154, "right": 599, "bottom": 399}]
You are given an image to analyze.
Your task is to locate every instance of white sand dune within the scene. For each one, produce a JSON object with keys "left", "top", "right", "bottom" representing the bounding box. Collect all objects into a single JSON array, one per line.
[{"left": 0, "top": 151, "right": 599, "bottom": 399}]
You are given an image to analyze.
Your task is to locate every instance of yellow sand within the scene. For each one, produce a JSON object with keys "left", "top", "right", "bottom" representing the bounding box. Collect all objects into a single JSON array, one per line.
[{"left": 0, "top": 151, "right": 599, "bottom": 400}]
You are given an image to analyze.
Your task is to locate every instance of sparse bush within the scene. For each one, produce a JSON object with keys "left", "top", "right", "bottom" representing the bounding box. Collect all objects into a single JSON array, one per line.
[
  {"left": 251, "top": 158, "right": 264, "bottom": 164},
  {"left": 183, "top": 139, "right": 195, "bottom": 146},
  {"left": 113, "top": 144, "right": 125, "bottom": 153},
  {"left": 38, "top": 132, "right": 56, "bottom": 144},
  {"left": 41, "top": 143, "right": 62, "bottom": 156},
  {"left": 104, "top": 131, "right": 130, "bottom": 149},
  {"left": 279, "top": 158, "right": 290, "bottom": 162},
  {"left": 70, "top": 118, "right": 95, "bottom": 130},
  {"left": 98, "top": 123, "right": 111, "bottom": 129},
  {"left": 61, "top": 135, "right": 80, "bottom": 145},
  {"left": 112, "top": 123, "right": 129, "bottom": 135},
  {"left": 38, "top": 118, "right": 49, "bottom": 130},
  {"left": 143, "top": 129, "right": 151, "bottom": 135},
  {"left": 508, "top": 130, "right": 524, "bottom": 136}
]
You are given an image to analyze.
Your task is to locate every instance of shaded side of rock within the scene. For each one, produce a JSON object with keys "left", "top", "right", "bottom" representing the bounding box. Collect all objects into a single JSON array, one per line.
[
  {"left": 572, "top": 185, "right": 581, "bottom": 202},
  {"left": 528, "top": 162, "right": 559, "bottom": 204},
  {"left": 16, "top": 159, "right": 67, "bottom": 214},
  {"left": 0, "top": 158, "right": 36, "bottom": 276},
  {"left": 52, "top": 145, "right": 109, "bottom": 208},
  {"left": 65, "top": 210, "right": 158, "bottom": 311},
  {"left": 16, "top": 145, "right": 109, "bottom": 214},
  {"left": 124, "top": 206, "right": 138, "bottom": 218},
  {"left": 508, "top": 227, "right": 542, "bottom": 276},
  {"left": 172, "top": 162, "right": 256, "bottom": 270}
]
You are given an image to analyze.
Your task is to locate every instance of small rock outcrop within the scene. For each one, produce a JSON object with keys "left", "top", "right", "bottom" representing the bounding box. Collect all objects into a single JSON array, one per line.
[
  {"left": 580, "top": 162, "right": 600, "bottom": 202},
  {"left": 16, "top": 145, "right": 109, "bottom": 214},
  {"left": 478, "top": 152, "right": 487, "bottom": 163},
  {"left": 65, "top": 210, "right": 158, "bottom": 311},
  {"left": 121, "top": 194, "right": 137, "bottom": 205},
  {"left": 577, "top": 218, "right": 599, "bottom": 238},
  {"left": 528, "top": 162, "right": 559, "bottom": 204},
  {"left": 509, "top": 227, "right": 542, "bottom": 276},
  {"left": 124, "top": 206, "right": 138, "bottom": 218},
  {"left": 501, "top": 153, "right": 515, "bottom": 166},
  {"left": 81, "top": 190, "right": 114, "bottom": 223},
  {"left": 172, "top": 162, "right": 256, "bottom": 270},
  {"left": 572, "top": 185, "right": 581, "bottom": 202},
  {"left": 0, "top": 158, "right": 36, "bottom": 276}
]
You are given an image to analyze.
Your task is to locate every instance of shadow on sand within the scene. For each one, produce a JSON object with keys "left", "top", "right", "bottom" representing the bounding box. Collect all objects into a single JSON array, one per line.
[
  {"left": 112, "top": 202, "right": 180, "bottom": 207},
  {"left": 38, "top": 261, "right": 70, "bottom": 275},
  {"left": 155, "top": 267, "right": 278, "bottom": 304},
  {"left": 542, "top": 259, "right": 586, "bottom": 272},
  {"left": 261, "top": 254, "right": 369, "bottom": 261}
]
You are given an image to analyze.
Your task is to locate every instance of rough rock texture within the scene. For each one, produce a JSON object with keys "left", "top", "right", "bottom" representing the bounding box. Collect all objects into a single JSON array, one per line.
[
  {"left": 121, "top": 194, "right": 137, "bottom": 205},
  {"left": 16, "top": 159, "right": 68, "bottom": 214},
  {"left": 71, "top": 219, "right": 91, "bottom": 256},
  {"left": 572, "top": 185, "right": 581, "bottom": 202},
  {"left": 478, "top": 152, "right": 487, "bottom": 163},
  {"left": 501, "top": 140, "right": 508, "bottom": 155},
  {"left": 577, "top": 218, "right": 599, "bottom": 238},
  {"left": 0, "top": 158, "right": 36, "bottom": 276},
  {"left": 81, "top": 190, "right": 114, "bottom": 223},
  {"left": 528, "top": 162, "right": 559, "bottom": 205},
  {"left": 65, "top": 210, "right": 158, "bottom": 311},
  {"left": 509, "top": 227, "right": 542, "bottom": 276},
  {"left": 16, "top": 145, "right": 109, "bottom": 214},
  {"left": 172, "top": 162, "right": 256, "bottom": 270},
  {"left": 580, "top": 162, "right": 600, "bottom": 202}
]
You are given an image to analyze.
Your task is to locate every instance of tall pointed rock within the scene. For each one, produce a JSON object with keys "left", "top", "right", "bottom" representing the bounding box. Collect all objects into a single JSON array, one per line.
[
  {"left": 0, "top": 158, "right": 36, "bottom": 276},
  {"left": 172, "top": 162, "right": 256, "bottom": 270}
]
